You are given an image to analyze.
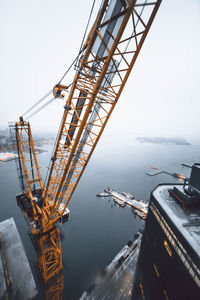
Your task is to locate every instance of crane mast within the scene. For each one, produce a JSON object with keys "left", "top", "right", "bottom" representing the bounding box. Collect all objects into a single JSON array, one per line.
[
  {"left": 12, "top": 0, "right": 161, "bottom": 298},
  {"left": 15, "top": 119, "right": 44, "bottom": 220}
]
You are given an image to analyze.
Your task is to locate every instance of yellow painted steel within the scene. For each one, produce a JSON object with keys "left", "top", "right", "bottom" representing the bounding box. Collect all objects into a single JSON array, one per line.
[
  {"left": 44, "top": 272, "right": 64, "bottom": 300},
  {"left": 36, "top": 227, "right": 62, "bottom": 283},
  {"left": 43, "top": 0, "right": 162, "bottom": 230},
  {"left": 15, "top": 118, "right": 44, "bottom": 221},
  {"left": 14, "top": 0, "right": 162, "bottom": 297}
]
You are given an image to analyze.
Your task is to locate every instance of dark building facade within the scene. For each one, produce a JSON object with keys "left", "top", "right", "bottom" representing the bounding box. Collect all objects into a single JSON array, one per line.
[{"left": 132, "top": 179, "right": 200, "bottom": 299}]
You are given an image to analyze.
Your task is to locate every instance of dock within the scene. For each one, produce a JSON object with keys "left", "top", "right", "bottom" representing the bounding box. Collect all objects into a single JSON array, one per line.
[
  {"left": 99, "top": 189, "right": 148, "bottom": 219},
  {"left": 0, "top": 217, "right": 37, "bottom": 300}
]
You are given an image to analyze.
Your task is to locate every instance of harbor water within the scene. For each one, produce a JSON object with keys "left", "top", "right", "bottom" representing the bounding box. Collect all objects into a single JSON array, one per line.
[{"left": 0, "top": 134, "right": 199, "bottom": 299}]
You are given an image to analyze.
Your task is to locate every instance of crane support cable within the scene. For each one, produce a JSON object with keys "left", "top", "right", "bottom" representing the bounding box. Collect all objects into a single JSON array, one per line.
[
  {"left": 77, "top": 0, "right": 96, "bottom": 60},
  {"left": 21, "top": 47, "right": 81, "bottom": 119},
  {"left": 26, "top": 96, "right": 56, "bottom": 120},
  {"left": 57, "top": 50, "right": 84, "bottom": 84},
  {"left": 22, "top": 0, "right": 97, "bottom": 119},
  {"left": 58, "top": 0, "right": 96, "bottom": 84},
  {"left": 21, "top": 48, "right": 83, "bottom": 120},
  {"left": 22, "top": 89, "right": 53, "bottom": 117}
]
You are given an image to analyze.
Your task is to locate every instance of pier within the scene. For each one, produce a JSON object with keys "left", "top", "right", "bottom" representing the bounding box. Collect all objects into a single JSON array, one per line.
[{"left": 98, "top": 189, "right": 148, "bottom": 219}]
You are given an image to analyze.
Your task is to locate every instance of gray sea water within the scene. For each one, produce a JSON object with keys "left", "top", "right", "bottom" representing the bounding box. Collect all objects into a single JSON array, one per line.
[{"left": 0, "top": 134, "right": 199, "bottom": 299}]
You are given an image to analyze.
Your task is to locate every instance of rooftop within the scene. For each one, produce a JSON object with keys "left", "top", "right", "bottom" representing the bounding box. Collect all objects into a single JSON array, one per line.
[
  {"left": 152, "top": 184, "right": 200, "bottom": 260},
  {"left": 0, "top": 217, "right": 37, "bottom": 299}
]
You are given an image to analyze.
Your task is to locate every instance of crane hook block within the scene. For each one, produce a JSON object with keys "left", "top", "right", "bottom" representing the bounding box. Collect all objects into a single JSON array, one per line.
[{"left": 53, "top": 84, "right": 68, "bottom": 99}]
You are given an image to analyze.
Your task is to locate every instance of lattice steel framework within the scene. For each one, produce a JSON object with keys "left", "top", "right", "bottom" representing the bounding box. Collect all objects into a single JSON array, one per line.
[
  {"left": 43, "top": 0, "right": 162, "bottom": 229},
  {"left": 15, "top": 120, "right": 44, "bottom": 220},
  {"left": 14, "top": 120, "right": 63, "bottom": 296},
  {"left": 36, "top": 227, "right": 62, "bottom": 283},
  {"left": 13, "top": 0, "right": 162, "bottom": 297},
  {"left": 44, "top": 271, "right": 64, "bottom": 300}
]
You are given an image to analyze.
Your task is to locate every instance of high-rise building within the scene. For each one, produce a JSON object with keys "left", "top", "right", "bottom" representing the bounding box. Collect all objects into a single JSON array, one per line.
[{"left": 132, "top": 165, "right": 200, "bottom": 300}]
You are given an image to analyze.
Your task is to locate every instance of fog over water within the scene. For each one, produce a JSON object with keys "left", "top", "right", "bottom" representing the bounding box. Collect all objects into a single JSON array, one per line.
[
  {"left": 0, "top": 134, "right": 199, "bottom": 299},
  {"left": 0, "top": 0, "right": 200, "bottom": 138}
]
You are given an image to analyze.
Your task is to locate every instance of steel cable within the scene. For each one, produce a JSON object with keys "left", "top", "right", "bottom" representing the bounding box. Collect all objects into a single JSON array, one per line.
[
  {"left": 22, "top": 89, "right": 53, "bottom": 117},
  {"left": 21, "top": 0, "right": 96, "bottom": 120},
  {"left": 57, "top": 50, "right": 84, "bottom": 84},
  {"left": 26, "top": 96, "right": 56, "bottom": 120},
  {"left": 77, "top": 0, "right": 96, "bottom": 61},
  {"left": 58, "top": 0, "right": 96, "bottom": 84}
]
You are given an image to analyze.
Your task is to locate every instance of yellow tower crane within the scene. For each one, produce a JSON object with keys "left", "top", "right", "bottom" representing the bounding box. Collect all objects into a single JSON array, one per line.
[{"left": 11, "top": 0, "right": 162, "bottom": 298}]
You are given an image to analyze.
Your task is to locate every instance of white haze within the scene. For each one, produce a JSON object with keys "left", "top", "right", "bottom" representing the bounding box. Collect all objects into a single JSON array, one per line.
[{"left": 0, "top": 0, "right": 200, "bottom": 140}]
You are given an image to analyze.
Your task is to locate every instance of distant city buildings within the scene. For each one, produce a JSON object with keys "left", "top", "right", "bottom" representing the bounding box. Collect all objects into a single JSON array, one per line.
[{"left": 0, "top": 128, "right": 55, "bottom": 154}]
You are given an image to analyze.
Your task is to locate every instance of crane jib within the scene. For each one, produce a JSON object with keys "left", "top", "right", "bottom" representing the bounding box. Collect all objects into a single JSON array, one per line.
[
  {"left": 60, "top": 58, "right": 119, "bottom": 198},
  {"left": 45, "top": 0, "right": 162, "bottom": 214},
  {"left": 64, "top": 90, "right": 88, "bottom": 148},
  {"left": 12, "top": 0, "right": 162, "bottom": 289}
]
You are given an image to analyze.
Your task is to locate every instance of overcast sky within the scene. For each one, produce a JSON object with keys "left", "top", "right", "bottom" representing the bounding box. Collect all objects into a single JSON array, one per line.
[{"left": 0, "top": 0, "right": 200, "bottom": 139}]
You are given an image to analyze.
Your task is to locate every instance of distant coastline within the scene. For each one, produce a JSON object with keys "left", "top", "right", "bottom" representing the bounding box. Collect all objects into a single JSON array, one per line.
[
  {"left": 136, "top": 137, "right": 190, "bottom": 145},
  {"left": 0, "top": 128, "right": 54, "bottom": 162}
]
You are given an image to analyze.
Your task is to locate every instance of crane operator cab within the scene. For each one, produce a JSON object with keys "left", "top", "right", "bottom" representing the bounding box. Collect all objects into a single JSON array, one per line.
[{"left": 53, "top": 84, "right": 68, "bottom": 99}]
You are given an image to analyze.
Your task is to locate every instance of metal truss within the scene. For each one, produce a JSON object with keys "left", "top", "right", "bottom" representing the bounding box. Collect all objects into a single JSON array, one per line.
[
  {"left": 44, "top": 271, "right": 64, "bottom": 300},
  {"left": 36, "top": 227, "right": 62, "bottom": 284},
  {"left": 43, "top": 0, "right": 162, "bottom": 227},
  {"left": 15, "top": 119, "right": 44, "bottom": 220},
  {"left": 12, "top": 0, "right": 162, "bottom": 297}
]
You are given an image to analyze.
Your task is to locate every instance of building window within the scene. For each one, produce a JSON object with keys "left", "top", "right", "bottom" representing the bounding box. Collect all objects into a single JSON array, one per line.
[
  {"left": 164, "top": 240, "right": 172, "bottom": 257},
  {"left": 139, "top": 282, "right": 144, "bottom": 296},
  {"left": 153, "top": 263, "right": 160, "bottom": 277},
  {"left": 164, "top": 289, "right": 169, "bottom": 300},
  {"left": 150, "top": 203, "right": 200, "bottom": 287}
]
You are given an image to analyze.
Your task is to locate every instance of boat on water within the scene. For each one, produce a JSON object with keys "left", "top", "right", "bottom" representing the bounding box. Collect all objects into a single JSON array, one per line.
[
  {"left": 132, "top": 199, "right": 148, "bottom": 213},
  {"left": 122, "top": 192, "right": 134, "bottom": 200},
  {"left": 133, "top": 208, "right": 147, "bottom": 220},
  {"left": 103, "top": 189, "right": 127, "bottom": 207},
  {"left": 100, "top": 187, "right": 148, "bottom": 219},
  {"left": 104, "top": 187, "right": 112, "bottom": 194},
  {"left": 113, "top": 196, "right": 126, "bottom": 207},
  {"left": 111, "top": 191, "right": 126, "bottom": 202},
  {"left": 111, "top": 192, "right": 148, "bottom": 217},
  {"left": 111, "top": 191, "right": 148, "bottom": 212},
  {"left": 96, "top": 192, "right": 110, "bottom": 197}
]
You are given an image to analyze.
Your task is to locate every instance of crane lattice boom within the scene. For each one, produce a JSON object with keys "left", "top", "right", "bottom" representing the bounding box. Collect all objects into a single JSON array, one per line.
[
  {"left": 11, "top": 0, "right": 162, "bottom": 298},
  {"left": 42, "top": 0, "right": 161, "bottom": 230}
]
